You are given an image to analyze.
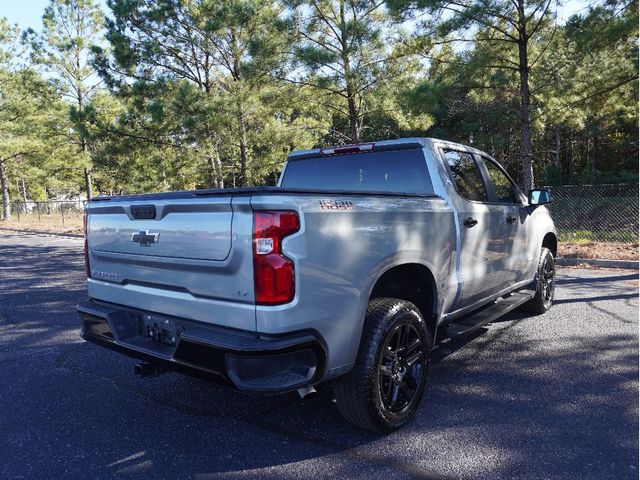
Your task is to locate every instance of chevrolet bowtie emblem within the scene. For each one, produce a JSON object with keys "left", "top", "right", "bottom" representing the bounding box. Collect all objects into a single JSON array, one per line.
[{"left": 131, "top": 230, "right": 160, "bottom": 246}]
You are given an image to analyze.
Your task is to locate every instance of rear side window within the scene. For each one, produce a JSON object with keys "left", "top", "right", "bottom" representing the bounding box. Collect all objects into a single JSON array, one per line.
[
  {"left": 281, "top": 149, "right": 434, "bottom": 195},
  {"left": 443, "top": 150, "right": 488, "bottom": 202}
]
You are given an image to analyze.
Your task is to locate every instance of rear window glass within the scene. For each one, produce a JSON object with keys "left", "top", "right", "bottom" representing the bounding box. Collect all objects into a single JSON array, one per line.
[{"left": 281, "top": 149, "right": 433, "bottom": 194}]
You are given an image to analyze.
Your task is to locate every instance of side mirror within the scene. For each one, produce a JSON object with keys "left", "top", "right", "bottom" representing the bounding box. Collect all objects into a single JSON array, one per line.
[{"left": 528, "top": 188, "right": 552, "bottom": 206}]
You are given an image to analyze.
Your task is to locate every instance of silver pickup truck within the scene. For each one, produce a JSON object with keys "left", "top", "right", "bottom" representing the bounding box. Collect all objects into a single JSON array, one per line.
[{"left": 78, "top": 138, "right": 556, "bottom": 432}]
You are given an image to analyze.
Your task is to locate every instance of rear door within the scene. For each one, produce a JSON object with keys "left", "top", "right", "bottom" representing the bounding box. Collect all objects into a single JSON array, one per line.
[{"left": 441, "top": 149, "right": 508, "bottom": 308}]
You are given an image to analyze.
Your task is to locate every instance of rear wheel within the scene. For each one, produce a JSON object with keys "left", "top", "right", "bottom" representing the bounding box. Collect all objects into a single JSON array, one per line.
[
  {"left": 523, "top": 247, "right": 555, "bottom": 314},
  {"left": 333, "top": 298, "right": 431, "bottom": 432}
]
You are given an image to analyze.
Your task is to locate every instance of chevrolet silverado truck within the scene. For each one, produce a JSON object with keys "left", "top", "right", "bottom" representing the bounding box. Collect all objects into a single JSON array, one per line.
[{"left": 77, "top": 138, "right": 556, "bottom": 432}]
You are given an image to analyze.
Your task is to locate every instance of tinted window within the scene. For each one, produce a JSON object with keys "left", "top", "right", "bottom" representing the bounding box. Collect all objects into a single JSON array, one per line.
[
  {"left": 483, "top": 158, "right": 520, "bottom": 204},
  {"left": 281, "top": 149, "right": 433, "bottom": 194},
  {"left": 443, "top": 150, "right": 487, "bottom": 202}
]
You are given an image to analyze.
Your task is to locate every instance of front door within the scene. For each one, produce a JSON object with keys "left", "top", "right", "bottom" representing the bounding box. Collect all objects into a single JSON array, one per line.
[
  {"left": 442, "top": 150, "right": 508, "bottom": 308},
  {"left": 478, "top": 156, "right": 532, "bottom": 285}
]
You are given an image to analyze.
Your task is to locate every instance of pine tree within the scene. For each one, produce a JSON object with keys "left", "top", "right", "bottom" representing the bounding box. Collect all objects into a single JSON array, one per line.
[
  {"left": 389, "top": 0, "right": 558, "bottom": 191},
  {"left": 30, "top": 0, "right": 105, "bottom": 200},
  {"left": 98, "top": 0, "right": 302, "bottom": 187},
  {"left": 288, "top": 0, "right": 406, "bottom": 143}
]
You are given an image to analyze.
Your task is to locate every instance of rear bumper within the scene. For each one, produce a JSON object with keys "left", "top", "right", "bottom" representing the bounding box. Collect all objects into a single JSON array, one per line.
[{"left": 77, "top": 300, "right": 325, "bottom": 394}]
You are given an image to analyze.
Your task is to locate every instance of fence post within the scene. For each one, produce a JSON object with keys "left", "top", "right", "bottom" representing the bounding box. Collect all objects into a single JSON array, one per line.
[
  {"left": 16, "top": 203, "right": 20, "bottom": 222},
  {"left": 60, "top": 203, "right": 65, "bottom": 226},
  {"left": 37, "top": 202, "right": 41, "bottom": 222}
]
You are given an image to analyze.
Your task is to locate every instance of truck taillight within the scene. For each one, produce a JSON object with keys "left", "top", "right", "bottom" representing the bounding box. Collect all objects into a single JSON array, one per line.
[
  {"left": 83, "top": 212, "right": 91, "bottom": 278},
  {"left": 253, "top": 210, "right": 300, "bottom": 305}
]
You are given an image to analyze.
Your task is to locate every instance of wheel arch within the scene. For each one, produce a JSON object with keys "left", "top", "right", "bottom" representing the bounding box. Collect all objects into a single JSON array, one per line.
[
  {"left": 368, "top": 262, "right": 439, "bottom": 338},
  {"left": 542, "top": 231, "right": 558, "bottom": 257}
]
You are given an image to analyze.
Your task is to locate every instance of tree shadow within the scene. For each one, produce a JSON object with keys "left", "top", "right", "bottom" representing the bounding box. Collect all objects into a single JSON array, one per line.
[
  {"left": 555, "top": 293, "right": 638, "bottom": 304},
  {"left": 0, "top": 235, "right": 637, "bottom": 479},
  {"left": 556, "top": 273, "right": 638, "bottom": 286}
]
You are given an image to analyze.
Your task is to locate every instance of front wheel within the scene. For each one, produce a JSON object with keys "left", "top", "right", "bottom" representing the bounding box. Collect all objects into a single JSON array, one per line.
[
  {"left": 333, "top": 298, "right": 431, "bottom": 432},
  {"left": 522, "top": 247, "right": 556, "bottom": 314}
]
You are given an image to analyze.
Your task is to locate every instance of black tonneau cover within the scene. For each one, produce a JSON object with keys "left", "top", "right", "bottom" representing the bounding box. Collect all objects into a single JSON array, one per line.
[{"left": 90, "top": 186, "right": 437, "bottom": 203}]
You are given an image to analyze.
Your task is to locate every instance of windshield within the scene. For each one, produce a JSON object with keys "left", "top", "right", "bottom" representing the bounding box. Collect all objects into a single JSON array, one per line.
[{"left": 281, "top": 148, "right": 434, "bottom": 195}]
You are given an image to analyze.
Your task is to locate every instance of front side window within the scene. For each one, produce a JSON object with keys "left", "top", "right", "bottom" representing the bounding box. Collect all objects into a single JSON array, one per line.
[
  {"left": 482, "top": 158, "right": 520, "bottom": 204},
  {"left": 443, "top": 150, "right": 488, "bottom": 202}
]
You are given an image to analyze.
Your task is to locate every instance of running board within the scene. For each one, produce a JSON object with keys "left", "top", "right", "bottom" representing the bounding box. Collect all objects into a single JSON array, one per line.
[{"left": 447, "top": 290, "right": 535, "bottom": 338}]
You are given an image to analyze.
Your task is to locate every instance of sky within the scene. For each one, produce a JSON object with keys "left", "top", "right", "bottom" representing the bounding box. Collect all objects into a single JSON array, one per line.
[
  {"left": 0, "top": 0, "right": 108, "bottom": 31},
  {"left": 0, "top": 0, "right": 591, "bottom": 33}
]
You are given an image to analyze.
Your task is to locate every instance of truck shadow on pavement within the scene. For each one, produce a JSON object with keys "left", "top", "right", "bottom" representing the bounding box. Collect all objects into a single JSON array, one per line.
[
  {"left": 56, "top": 324, "right": 637, "bottom": 480},
  {"left": 1, "top": 236, "right": 638, "bottom": 480}
]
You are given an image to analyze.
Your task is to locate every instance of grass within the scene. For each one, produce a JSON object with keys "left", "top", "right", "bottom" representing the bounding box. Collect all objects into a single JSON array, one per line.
[
  {"left": 1, "top": 215, "right": 83, "bottom": 235},
  {"left": 558, "top": 229, "right": 638, "bottom": 244}
]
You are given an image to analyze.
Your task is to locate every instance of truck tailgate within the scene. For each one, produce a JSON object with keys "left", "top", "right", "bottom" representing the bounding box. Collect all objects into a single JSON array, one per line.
[
  {"left": 86, "top": 196, "right": 256, "bottom": 330},
  {"left": 90, "top": 198, "right": 232, "bottom": 261}
]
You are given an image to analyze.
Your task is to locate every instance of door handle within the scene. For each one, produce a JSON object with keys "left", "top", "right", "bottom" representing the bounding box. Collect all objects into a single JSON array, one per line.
[
  {"left": 506, "top": 216, "right": 517, "bottom": 224},
  {"left": 463, "top": 217, "right": 478, "bottom": 228}
]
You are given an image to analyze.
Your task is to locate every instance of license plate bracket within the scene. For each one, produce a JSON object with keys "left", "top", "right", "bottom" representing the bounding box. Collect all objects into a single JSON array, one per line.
[{"left": 142, "top": 314, "right": 179, "bottom": 346}]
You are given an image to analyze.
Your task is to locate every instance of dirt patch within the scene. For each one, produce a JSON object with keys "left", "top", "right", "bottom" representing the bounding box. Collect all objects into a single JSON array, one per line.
[
  {"left": 0, "top": 221, "right": 83, "bottom": 236},
  {"left": 559, "top": 241, "right": 639, "bottom": 261}
]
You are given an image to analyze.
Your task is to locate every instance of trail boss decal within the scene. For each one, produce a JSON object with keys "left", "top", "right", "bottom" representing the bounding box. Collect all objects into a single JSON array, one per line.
[{"left": 319, "top": 200, "right": 355, "bottom": 211}]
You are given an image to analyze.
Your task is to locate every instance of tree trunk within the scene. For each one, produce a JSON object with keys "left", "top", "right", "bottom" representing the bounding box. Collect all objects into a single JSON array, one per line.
[
  {"left": 340, "top": 2, "right": 360, "bottom": 144},
  {"left": 20, "top": 177, "right": 27, "bottom": 203},
  {"left": 518, "top": 39, "right": 534, "bottom": 192},
  {"left": 0, "top": 160, "right": 10, "bottom": 221},
  {"left": 238, "top": 111, "right": 249, "bottom": 186},
  {"left": 568, "top": 135, "right": 574, "bottom": 182},
  {"left": 208, "top": 146, "right": 224, "bottom": 189},
  {"left": 84, "top": 167, "right": 92, "bottom": 200},
  {"left": 347, "top": 92, "right": 361, "bottom": 143},
  {"left": 77, "top": 82, "right": 93, "bottom": 202},
  {"left": 554, "top": 126, "right": 561, "bottom": 168},
  {"left": 230, "top": 30, "right": 250, "bottom": 187}
]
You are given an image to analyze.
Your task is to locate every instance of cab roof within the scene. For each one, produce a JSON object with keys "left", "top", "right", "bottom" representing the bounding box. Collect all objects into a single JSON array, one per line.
[{"left": 286, "top": 137, "right": 490, "bottom": 161}]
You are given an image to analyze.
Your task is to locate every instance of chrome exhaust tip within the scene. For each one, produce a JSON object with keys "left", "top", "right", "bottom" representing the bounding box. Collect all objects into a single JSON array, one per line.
[{"left": 296, "top": 386, "right": 317, "bottom": 400}]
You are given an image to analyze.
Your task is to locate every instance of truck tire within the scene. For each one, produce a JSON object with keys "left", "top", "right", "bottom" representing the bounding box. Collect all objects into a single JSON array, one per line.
[
  {"left": 522, "top": 247, "right": 556, "bottom": 314},
  {"left": 333, "top": 298, "right": 431, "bottom": 432}
]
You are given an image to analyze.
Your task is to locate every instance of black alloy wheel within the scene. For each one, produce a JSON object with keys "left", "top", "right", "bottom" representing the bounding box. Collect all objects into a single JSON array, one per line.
[
  {"left": 378, "top": 322, "right": 426, "bottom": 414},
  {"left": 541, "top": 253, "right": 555, "bottom": 306},
  {"left": 522, "top": 247, "right": 556, "bottom": 314},
  {"left": 333, "top": 298, "right": 431, "bottom": 432}
]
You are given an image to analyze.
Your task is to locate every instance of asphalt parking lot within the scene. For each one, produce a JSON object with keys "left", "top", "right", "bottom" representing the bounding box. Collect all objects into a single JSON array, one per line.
[{"left": 0, "top": 230, "right": 637, "bottom": 480}]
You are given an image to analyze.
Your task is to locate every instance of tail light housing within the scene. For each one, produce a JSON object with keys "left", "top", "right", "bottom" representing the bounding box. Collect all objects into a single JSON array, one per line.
[
  {"left": 83, "top": 212, "right": 91, "bottom": 278},
  {"left": 253, "top": 210, "right": 300, "bottom": 305}
]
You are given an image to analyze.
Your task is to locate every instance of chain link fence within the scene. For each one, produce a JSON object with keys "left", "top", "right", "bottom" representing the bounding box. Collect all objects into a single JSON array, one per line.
[
  {"left": 5, "top": 200, "right": 85, "bottom": 233},
  {"left": 2, "top": 185, "right": 638, "bottom": 243},
  {"left": 545, "top": 184, "right": 639, "bottom": 243}
]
